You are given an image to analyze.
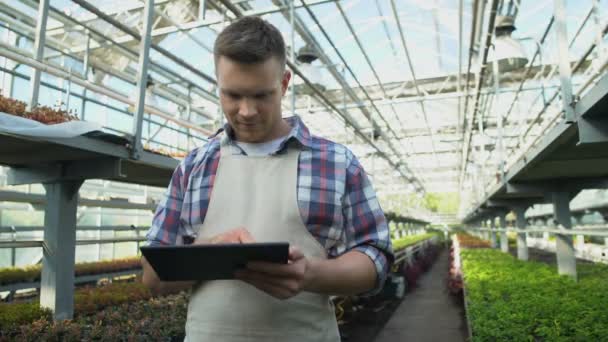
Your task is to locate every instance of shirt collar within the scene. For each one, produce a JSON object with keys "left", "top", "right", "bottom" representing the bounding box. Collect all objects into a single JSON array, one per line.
[{"left": 210, "top": 115, "right": 314, "bottom": 151}]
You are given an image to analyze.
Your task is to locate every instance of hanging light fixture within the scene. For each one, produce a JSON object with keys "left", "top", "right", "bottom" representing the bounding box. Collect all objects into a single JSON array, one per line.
[
  {"left": 487, "top": 15, "right": 528, "bottom": 72},
  {"left": 295, "top": 44, "right": 326, "bottom": 94}
]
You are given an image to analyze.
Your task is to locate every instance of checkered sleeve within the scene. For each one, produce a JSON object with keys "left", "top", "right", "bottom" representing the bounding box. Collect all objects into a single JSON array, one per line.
[
  {"left": 341, "top": 152, "right": 394, "bottom": 296},
  {"left": 145, "top": 159, "right": 187, "bottom": 247}
]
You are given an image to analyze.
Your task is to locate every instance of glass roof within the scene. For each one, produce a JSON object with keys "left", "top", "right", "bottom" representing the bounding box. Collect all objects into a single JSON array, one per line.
[{"left": 1, "top": 0, "right": 607, "bottom": 218}]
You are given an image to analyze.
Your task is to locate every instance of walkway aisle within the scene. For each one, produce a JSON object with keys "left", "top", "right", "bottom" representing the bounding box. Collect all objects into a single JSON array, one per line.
[{"left": 374, "top": 249, "right": 468, "bottom": 342}]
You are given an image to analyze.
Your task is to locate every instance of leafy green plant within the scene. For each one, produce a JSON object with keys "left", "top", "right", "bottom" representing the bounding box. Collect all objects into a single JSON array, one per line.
[
  {"left": 0, "top": 257, "right": 141, "bottom": 286},
  {"left": 74, "top": 282, "right": 152, "bottom": 314},
  {"left": 0, "top": 266, "right": 40, "bottom": 285},
  {"left": 392, "top": 233, "right": 439, "bottom": 251},
  {"left": 0, "top": 302, "right": 51, "bottom": 332},
  {"left": 461, "top": 249, "right": 608, "bottom": 341},
  {"left": 1, "top": 281, "right": 152, "bottom": 331},
  {"left": 1, "top": 292, "right": 189, "bottom": 341}
]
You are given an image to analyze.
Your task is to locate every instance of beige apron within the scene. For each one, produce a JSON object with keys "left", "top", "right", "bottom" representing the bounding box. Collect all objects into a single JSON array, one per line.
[{"left": 185, "top": 139, "right": 341, "bottom": 342}]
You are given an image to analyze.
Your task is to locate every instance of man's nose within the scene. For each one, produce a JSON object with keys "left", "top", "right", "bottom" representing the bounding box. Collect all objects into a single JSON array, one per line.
[{"left": 238, "top": 98, "right": 257, "bottom": 117}]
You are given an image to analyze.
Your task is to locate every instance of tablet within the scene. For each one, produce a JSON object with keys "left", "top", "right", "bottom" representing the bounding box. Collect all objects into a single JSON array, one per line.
[{"left": 140, "top": 242, "right": 289, "bottom": 281}]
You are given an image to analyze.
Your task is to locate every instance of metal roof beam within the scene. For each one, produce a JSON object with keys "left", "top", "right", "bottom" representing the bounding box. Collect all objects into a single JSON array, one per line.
[
  {"left": 213, "top": 0, "right": 424, "bottom": 191},
  {"left": 389, "top": 0, "right": 438, "bottom": 165},
  {"left": 14, "top": 0, "right": 218, "bottom": 104},
  {"left": 69, "top": 0, "right": 217, "bottom": 85},
  {"left": 459, "top": 0, "right": 499, "bottom": 191},
  {"left": 0, "top": 7, "right": 216, "bottom": 121},
  {"left": 275, "top": 0, "right": 425, "bottom": 190},
  {"left": 335, "top": 2, "right": 408, "bottom": 147}
]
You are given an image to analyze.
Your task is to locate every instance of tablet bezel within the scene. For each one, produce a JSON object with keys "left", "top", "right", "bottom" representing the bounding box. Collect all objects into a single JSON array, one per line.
[{"left": 140, "top": 242, "right": 289, "bottom": 281}]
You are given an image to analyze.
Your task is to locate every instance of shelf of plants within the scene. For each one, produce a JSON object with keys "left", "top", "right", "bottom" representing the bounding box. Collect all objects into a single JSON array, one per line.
[
  {"left": 450, "top": 232, "right": 608, "bottom": 341},
  {"left": 0, "top": 257, "right": 142, "bottom": 290},
  {"left": 0, "top": 233, "right": 444, "bottom": 341},
  {"left": 0, "top": 93, "right": 185, "bottom": 159}
]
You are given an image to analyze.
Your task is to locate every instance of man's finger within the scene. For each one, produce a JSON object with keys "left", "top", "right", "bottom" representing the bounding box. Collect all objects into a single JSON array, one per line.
[
  {"left": 237, "top": 228, "right": 256, "bottom": 243},
  {"left": 238, "top": 274, "right": 293, "bottom": 299},
  {"left": 246, "top": 261, "right": 298, "bottom": 276},
  {"left": 236, "top": 269, "right": 296, "bottom": 288},
  {"left": 289, "top": 246, "right": 304, "bottom": 261}
]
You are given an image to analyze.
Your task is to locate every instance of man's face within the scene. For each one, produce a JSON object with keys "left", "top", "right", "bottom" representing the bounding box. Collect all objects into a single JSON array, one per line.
[{"left": 216, "top": 56, "right": 290, "bottom": 143}]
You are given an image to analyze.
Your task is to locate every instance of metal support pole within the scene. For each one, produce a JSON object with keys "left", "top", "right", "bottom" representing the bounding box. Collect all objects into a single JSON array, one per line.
[
  {"left": 542, "top": 219, "right": 551, "bottom": 247},
  {"left": 514, "top": 206, "right": 528, "bottom": 261},
  {"left": 112, "top": 229, "right": 116, "bottom": 259},
  {"left": 27, "top": 0, "right": 49, "bottom": 110},
  {"left": 199, "top": 0, "right": 207, "bottom": 20},
  {"left": 65, "top": 67, "right": 72, "bottom": 110},
  {"left": 574, "top": 215, "right": 584, "bottom": 251},
  {"left": 131, "top": 0, "right": 155, "bottom": 159},
  {"left": 186, "top": 86, "right": 192, "bottom": 151},
  {"left": 551, "top": 192, "right": 577, "bottom": 279},
  {"left": 499, "top": 214, "right": 508, "bottom": 253},
  {"left": 10, "top": 226, "right": 16, "bottom": 266},
  {"left": 593, "top": 0, "right": 603, "bottom": 59},
  {"left": 96, "top": 207, "right": 102, "bottom": 260},
  {"left": 80, "top": 30, "right": 90, "bottom": 120},
  {"left": 570, "top": 215, "right": 585, "bottom": 252},
  {"left": 553, "top": 0, "right": 576, "bottom": 122},
  {"left": 1, "top": 26, "right": 17, "bottom": 96},
  {"left": 290, "top": 0, "right": 296, "bottom": 115},
  {"left": 490, "top": 216, "right": 498, "bottom": 248},
  {"left": 486, "top": 221, "right": 491, "bottom": 240},
  {"left": 41, "top": 180, "right": 83, "bottom": 321},
  {"left": 576, "top": 233, "right": 585, "bottom": 251},
  {"left": 492, "top": 55, "right": 505, "bottom": 181}
]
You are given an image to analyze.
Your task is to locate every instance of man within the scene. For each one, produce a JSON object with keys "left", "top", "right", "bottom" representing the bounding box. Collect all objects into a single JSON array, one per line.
[{"left": 142, "top": 16, "right": 393, "bottom": 341}]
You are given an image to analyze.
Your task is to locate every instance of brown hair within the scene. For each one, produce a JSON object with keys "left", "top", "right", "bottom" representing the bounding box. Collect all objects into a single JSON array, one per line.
[{"left": 214, "top": 16, "right": 286, "bottom": 69}]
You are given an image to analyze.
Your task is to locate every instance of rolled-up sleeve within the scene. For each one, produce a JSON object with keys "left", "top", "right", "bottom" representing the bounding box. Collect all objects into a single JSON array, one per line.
[{"left": 341, "top": 153, "right": 394, "bottom": 296}]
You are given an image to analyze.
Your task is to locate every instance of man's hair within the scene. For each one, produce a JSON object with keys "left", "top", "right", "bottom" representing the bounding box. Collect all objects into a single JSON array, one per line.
[{"left": 214, "top": 16, "right": 286, "bottom": 69}]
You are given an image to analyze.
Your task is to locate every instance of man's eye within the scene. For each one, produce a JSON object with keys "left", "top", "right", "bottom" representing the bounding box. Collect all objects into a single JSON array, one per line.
[
  {"left": 254, "top": 93, "right": 269, "bottom": 100},
  {"left": 226, "top": 93, "right": 241, "bottom": 100}
]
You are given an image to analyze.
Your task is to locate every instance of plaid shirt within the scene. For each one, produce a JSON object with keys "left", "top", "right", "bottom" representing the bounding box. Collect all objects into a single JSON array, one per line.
[{"left": 146, "top": 116, "right": 393, "bottom": 294}]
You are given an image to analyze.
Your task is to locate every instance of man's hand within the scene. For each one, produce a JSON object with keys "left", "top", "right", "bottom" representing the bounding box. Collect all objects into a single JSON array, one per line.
[
  {"left": 235, "top": 246, "right": 314, "bottom": 300},
  {"left": 193, "top": 226, "right": 255, "bottom": 245}
]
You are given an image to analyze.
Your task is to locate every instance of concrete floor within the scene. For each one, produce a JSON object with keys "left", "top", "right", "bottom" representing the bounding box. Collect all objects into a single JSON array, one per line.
[{"left": 374, "top": 250, "right": 468, "bottom": 342}]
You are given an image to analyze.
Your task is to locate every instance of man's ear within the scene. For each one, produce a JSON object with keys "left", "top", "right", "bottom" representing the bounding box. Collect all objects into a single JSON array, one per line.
[{"left": 281, "top": 70, "right": 291, "bottom": 96}]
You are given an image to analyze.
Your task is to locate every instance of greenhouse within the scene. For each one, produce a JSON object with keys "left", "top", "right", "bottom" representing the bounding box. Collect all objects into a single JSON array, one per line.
[{"left": 0, "top": 0, "right": 607, "bottom": 340}]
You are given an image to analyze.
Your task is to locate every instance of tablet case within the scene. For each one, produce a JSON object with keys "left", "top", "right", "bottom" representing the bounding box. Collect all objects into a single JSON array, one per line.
[{"left": 140, "top": 242, "right": 289, "bottom": 281}]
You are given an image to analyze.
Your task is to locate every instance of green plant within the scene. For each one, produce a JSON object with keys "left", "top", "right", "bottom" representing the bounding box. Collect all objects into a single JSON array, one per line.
[
  {"left": 0, "top": 303, "right": 51, "bottom": 332},
  {"left": 0, "top": 257, "right": 141, "bottom": 286},
  {"left": 0, "top": 281, "right": 153, "bottom": 332},
  {"left": 1, "top": 292, "right": 190, "bottom": 341},
  {"left": 0, "top": 265, "right": 40, "bottom": 285},
  {"left": 461, "top": 249, "right": 608, "bottom": 341},
  {"left": 74, "top": 282, "right": 152, "bottom": 314},
  {"left": 392, "top": 233, "right": 439, "bottom": 251}
]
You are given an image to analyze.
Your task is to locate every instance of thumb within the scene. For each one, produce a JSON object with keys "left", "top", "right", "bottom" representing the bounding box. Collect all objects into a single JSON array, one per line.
[
  {"left": 289, "top": 246, "right": 304, "bottom": 261},
  {"left": 237, "top": 228, "right": 256, "bottom": 243}
]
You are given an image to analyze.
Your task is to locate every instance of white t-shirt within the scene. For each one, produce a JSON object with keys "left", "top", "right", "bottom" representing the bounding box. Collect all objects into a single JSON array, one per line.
[{"left": 234, "top": 136, "right": 286, "bottom": 156}]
